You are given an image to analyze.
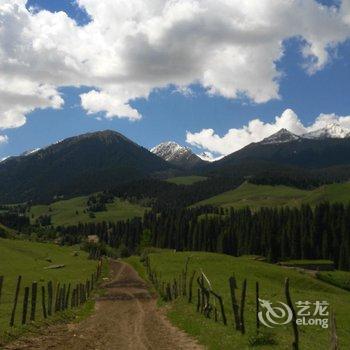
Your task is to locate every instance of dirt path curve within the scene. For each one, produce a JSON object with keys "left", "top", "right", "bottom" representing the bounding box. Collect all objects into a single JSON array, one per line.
[{"left": 4, "top": 261, "right": 203, "bottom": 350}]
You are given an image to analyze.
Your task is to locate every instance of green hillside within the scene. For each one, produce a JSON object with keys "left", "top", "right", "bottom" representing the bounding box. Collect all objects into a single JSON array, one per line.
[
  {"left": 302, "top": 182, "right": 350, "bottom": 205},
  {"left": 194, "top": 182, "right": 309, "bottom": 208},
  {"left": 29, "top": 196, "right": 148, "bottom": 227},
  {"left": 194, "top": 182, "right": 350, "bottom": 208},
  {"left": 128, "top": 251, "right": 350, "bottom": 349},
  {"left": 166, "top": 176, "right": 207, "bottom": 185},
  {"left": 0, "top": 238, "right": 97, "bottom": 338}
]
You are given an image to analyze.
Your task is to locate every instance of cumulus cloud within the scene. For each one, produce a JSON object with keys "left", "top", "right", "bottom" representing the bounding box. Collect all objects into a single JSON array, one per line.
[
  {"left": 1, "top": 0, "right": 350, "bottom": 127},
  {"left": 80, "top": 90, "right": 141, "bottom": 120},
  {"left": 186, "top": 109, "right": 350, "bottom": 156}
]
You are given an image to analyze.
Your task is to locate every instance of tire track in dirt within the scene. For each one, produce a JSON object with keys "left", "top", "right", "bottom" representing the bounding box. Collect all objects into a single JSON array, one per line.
[{"left": 4, "top": 261, "right": 203, "bottom": 350}]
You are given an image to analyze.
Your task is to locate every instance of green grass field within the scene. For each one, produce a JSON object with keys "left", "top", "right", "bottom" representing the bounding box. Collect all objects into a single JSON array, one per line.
[
  {"left": 129, "top": 251, "right": 350, "bottom": 349},
  {"left": 302, "top": 182, "right": 350, "bottom": 205},
  {"left": 166, "top": 176, "right": 207, "bottom": 185},
  {"left": 0, "top": 238, "right": 98, "bottom": 339},
  {"left": 29, "top": 196, "right": 148, "bottom": 226},
  {"left": 194, "top": 182, "right": 350, "bottom": 208},
  {"left": 317, "top": 271, "right": 350, "bottom": 292},
  {"left": 194, "top": 182, "right": 309, "bottom": 208}
]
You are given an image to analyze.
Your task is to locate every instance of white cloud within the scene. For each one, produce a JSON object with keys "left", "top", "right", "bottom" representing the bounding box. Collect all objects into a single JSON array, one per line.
[
  {"left": 0, "top": 134, "right": 8, "bottom": 144},
  {"left": 80, "top": 90, "right": 141, "bottom": 120},
  {"left": 186, "top": 109, "right": 350, "bottom": 156},
  {"left": 0, "top": 1, "right": 350, "bottom": 127}
]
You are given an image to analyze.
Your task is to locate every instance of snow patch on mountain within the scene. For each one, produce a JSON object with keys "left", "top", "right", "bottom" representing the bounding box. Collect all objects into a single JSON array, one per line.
[
  {"left": 198, "top": 151, "right": 224, "bottom": 162},
  {"left": 261, "top": 128, "right": 301, "bottom": 145},
  {"left": 151, "top": 142, "right": 193, "bottom": 162},
  {"left": 20, "top": 148, "right": 41, "bottom": 157},
  {"left": 303, "top": 123, "right": 350, "bottom": 139},
  {"left": 0, "top": 156, "right": 10, "bottom": 163}
]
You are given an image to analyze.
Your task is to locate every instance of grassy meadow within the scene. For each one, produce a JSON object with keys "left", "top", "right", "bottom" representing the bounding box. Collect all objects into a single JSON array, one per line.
[
  {"left": 166, "top": 175, "right": 207, "bottom": 185},
  {"left": 29, "top": 196, "right": 148, "bottom": 226},
  {"left": 0, "top": 238, "right": 98, "bottom": 340},
  {"left": 317, "top": 270, "right": 350, "bottom": 292},
  {"left": 128, "top": 251, "right": 350, "bottom": 349},
  {"left": 194, "top": 181, "right": 350, "bottom": 209}
]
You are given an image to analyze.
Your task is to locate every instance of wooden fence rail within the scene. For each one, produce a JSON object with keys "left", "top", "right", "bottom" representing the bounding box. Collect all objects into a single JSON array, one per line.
[{"left": 0, "top": 259, "right": 103, "bottom": 332}]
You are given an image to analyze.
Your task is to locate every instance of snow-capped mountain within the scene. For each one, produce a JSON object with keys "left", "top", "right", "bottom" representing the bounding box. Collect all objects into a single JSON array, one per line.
[
  {"left": 261, "top": 128, "right": 301, "bottom": 145},
  {"left": 151, "top": 141, "right": 205, "bottom": 168},
  {"left": 198, "top": 151, "right": 224, "bottom": 162},
  {"left": 198, "top": 151, "right": 215, "bottom": 162},
  {"left": 0, "top": 156, "right": 10, "bottom": 163},
  {"left": 20, "top": 148, "right": 41, "bottom": 157},
  {"left": 303, "top": 123, "right": 350, "bottom": 139}
]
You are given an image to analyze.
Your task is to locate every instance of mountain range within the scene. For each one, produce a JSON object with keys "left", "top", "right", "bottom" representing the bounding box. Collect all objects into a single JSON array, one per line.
[
  {"left": 2, "top": 124, "right": 350, "bottom": 203},
  {"left": 0, "top": 130, "right": 172, "bottom": 203},
  {"left": 213, "top": 127, "right": 350, "bottom": 169}
]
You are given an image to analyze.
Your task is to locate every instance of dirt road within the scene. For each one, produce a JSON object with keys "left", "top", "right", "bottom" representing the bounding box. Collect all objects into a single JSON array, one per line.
[{"left": 4, "top": 261, "right": 203, "bottom": 350}]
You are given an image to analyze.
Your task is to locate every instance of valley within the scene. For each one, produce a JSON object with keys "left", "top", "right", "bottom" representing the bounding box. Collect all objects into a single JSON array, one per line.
[
  {"left": 1, "top": 128, "right": 350, "bottom": 349},
  {"left": 3, "top": 2, "right": 350, "bottom": 349}
]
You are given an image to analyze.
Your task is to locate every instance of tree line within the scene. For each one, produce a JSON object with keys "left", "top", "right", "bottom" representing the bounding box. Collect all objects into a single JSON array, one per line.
[{"left": 58, "top": 202, "right": 350, "bottom": 271}]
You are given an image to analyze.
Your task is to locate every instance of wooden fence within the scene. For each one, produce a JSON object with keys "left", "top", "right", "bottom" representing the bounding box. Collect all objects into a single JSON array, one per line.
[
  {"left": 0, "top": 259, "right": 103, "bottom": 332},
  {"left": 143, "top": 255, "right": 339, "bottom": 350}
]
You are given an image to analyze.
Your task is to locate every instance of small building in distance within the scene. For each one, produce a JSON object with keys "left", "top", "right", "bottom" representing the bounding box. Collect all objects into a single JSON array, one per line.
[{"left": 87, "top": 235, "right": 99, "bottom": 244}]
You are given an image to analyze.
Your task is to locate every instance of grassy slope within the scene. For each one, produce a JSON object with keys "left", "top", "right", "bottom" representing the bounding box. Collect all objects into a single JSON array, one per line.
[
  {"left": 0, "top": 238, "right": 97, "bottom": 335},
  {"left": 166, "top": 176, "right": 207, "bottom": 185},
  {"left": 317, "top": 271, "right": 350, "bottom": 292},
  {"left": 302, "top": 182, "right": 350, "bottom": 205},
  {"left": 195, "top": 182, "right": 309, "bottom": 208},
  {"left": 195, "top": 182, "right": 350, "bottom": 208},
  {"left": 142, "top": 251, "right": 350, "bottom": 349},
  {"left": 29, "top": 196, "right": 147, "bottom": 226}
]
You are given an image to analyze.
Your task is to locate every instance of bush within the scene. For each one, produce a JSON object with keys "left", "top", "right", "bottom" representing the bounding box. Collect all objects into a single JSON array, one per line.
[{"left": 248, "top": 331, "right": 277, "bottom": 346}]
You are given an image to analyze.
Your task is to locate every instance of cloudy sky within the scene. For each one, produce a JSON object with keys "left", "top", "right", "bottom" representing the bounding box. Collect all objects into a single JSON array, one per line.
[{"left": 1, "top": 0, "right": 350, "bottom": 160}]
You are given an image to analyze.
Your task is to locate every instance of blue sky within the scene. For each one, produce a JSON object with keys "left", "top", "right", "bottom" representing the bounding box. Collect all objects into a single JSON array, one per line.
[{"left": 1, "top": 0, "right": 350, "bottom": 159}]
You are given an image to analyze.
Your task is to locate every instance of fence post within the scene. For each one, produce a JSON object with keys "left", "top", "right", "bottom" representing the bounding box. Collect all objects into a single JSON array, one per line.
[
  {"left": 197, "top": 288, "right": 201, "bottom": 312},
  {"left": 54, "top": 282, "right": 60, "bottom": 312},
  {"left": 188, "top": 271, "right": 196, "bottom": 303},
  {"left": 76, "top": 284, "right": 80, "bottom": 306},
  {"left": 71, "top": 288, "right": 75, "bottom": 308},
  {"left": 22, "top": 286, "right": 29, "bottom": 325},
  {"left": 166, "top": 283, "right": 172, "bottom": 301},
  {"left": 256, "top": 281, "right": 260, "bottom": 334},
  {"left": 0, "top": 276, "right": 3, "bottom": 306},
  {"left": 330, "top": 310, "right": 339, "bottom": 350},
  {"left": 173, "top": 279, "right": 178, "bottom": 299},
  {"left": 229, "top": 275, "right": 240, "bottom": 331},
  {"left": 65, "top": 284, "right": 71, "bottom": 310},
  {"left": 10, "top": 275, "right": 22, "bottom": 326},
  {"left": 61, "top": 285, "right": 66, "bottom": 310},
  {"left": 285, "top": 278, "right": 299, "bottom": 350},
  {"left": 211, "top": 290, "right": 227, "bottom": 326},
  {"left": 41, "top": 286, "right": 47, "bottom": 319},
  {"left": 239, "top": 279, "right": 247, "bottom": 334},
  {"left": 30, "top": 282, "right": 38, "bottom": 321},
  {"left": 47, "top": 281, "right": 53, "bottom": 316},
  {"left": 91, "top": 273, "right": 94, "bottom": 291},
  {"left": 86, "top": 280, "right": 90, "bottom": 298}
]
